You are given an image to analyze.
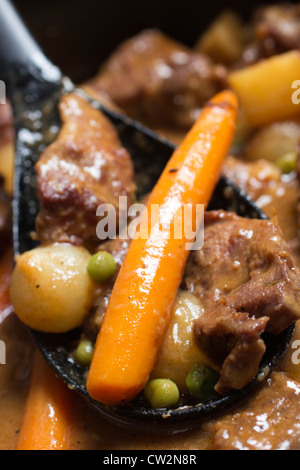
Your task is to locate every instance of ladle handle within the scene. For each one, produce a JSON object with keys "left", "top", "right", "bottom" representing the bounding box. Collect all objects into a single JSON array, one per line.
[{"left": 0, "top": 0, "right": 62, "bottom": 105}]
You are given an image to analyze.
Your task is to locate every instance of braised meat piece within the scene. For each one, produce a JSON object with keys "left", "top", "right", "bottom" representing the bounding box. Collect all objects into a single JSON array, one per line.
[
  {"left": 296, "top": 150, "right": 300, "bottom": 238},
  {"left": 35, "top": 94, "right": 136, "bottom": 248},
  {"left": 85, "top": 29, "right": 227, "bottom": 130},
  {"left": 222, "top": 156, "right": 300, "bottom": 253},
  {"left": 184, "top": 210, "right": 300, "bottom": 395},
  {"left": 254, "top": 4, "right": 300, "bottom": 56},
  {"left": 0, "top": 176, "right": 11, "bottom": 253},
  {"left": 213, "top": 371, "right": 300, "bottom": 450},
  {"left": 0, "top": 102, "right": 13, "bottom": 145},
  {"left": 241, "top": 4, "right": 300, "bottom": 66}
]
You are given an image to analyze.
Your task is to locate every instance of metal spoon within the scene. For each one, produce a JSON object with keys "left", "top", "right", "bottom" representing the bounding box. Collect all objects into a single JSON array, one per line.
[{"left": 0, "top": 0, "right": 294, "bottom": 431}]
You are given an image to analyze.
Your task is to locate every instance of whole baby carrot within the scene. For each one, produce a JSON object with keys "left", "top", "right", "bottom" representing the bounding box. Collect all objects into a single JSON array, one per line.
[
  {"left": 86, "top": 90, "right": 238, "bottom": 405},
  {"left": 17, "top": 350, "right": 74, "bottom": 450}
]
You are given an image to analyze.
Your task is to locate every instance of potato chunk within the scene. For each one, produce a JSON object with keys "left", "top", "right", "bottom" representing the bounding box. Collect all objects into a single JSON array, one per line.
[
  {"left": 228, "top": 51, "right": 300, "bottom": 127},
  {"left": 10, "top": 244, "right": 95, "bottom": 333},
  {"left": 150, "top": 291, "right": 217, "bottom": 391},
  {"left": 196, "top": 11, "right": 245, "bottom": 65},
  {"left": 243, "top": 120, "right": 300, "bottom": 163}
]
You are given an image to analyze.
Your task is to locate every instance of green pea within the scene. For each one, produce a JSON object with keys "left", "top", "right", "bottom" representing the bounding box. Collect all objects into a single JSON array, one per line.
[
  {"left": 74, "top": 339, "right": 94, "bottom": 366},
  {"left": 275, "top": 152, "right": 297, "bottom": 174},
  {"left": 144, "top": 378, "right": 180, "bottom": 409},
  {"left": 186, "top": 364, "right": 219, "bottom": 401},
  {"left": 87, "top": 251, "right": 117, "bottom": 282}
]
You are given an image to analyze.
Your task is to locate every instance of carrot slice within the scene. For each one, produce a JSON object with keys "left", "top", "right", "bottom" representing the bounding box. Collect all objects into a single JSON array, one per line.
[
  {"left": 17, "top": 350, "right": 74, "bottom": 450},
  {"left": 86, "top": 90, "right": 238, "bottom": 405}
]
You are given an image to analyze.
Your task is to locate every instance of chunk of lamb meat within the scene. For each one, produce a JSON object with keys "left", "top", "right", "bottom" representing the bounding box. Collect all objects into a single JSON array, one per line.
[
  {"left": 254, "top": 4, "right": 300, "bottom": 56},
  {"left": 0, "top": 102, "right": 13, "bottom": 145},
  {"left": 0, "top": 175, "right": 11, "bottom": 253},
  {"left": 84, "top": 29, "right": 227, "bottom": 131},
  {"left": 296, "top": 149, "right": 300, "bottom": 238},
  {"left": 213, "top": 371, "right": 300, "bottom": 450},
  {"left": 241, "top": 4, "right": 300, "bottom": 66},
  {"left": 222, "top": 155, "right": 300, "bottom": 252},
  {"left": 35, "top": 93, "right": 136, "bottom": 248},
  {"left": 184, "top": 210, "right": 300, "bottom": 395}
]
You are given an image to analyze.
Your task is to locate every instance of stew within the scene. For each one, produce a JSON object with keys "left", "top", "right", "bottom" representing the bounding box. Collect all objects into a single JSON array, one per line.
[{"left": 2, "top": 2, "right": 300, "bottom": 450}]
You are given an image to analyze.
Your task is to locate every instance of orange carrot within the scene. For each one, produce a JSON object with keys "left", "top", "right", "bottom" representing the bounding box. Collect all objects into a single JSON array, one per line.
[
  {"left": 17, "top": 350, "right": 74, "bottom": 450},
  {"left": 86, "top": 90, "right": 238, "bottom": 405}
]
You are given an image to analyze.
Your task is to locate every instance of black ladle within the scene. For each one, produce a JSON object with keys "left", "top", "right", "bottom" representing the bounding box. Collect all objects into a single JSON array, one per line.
[{"left": 0, "top": 0, "right": 294, "bottom": 431}]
